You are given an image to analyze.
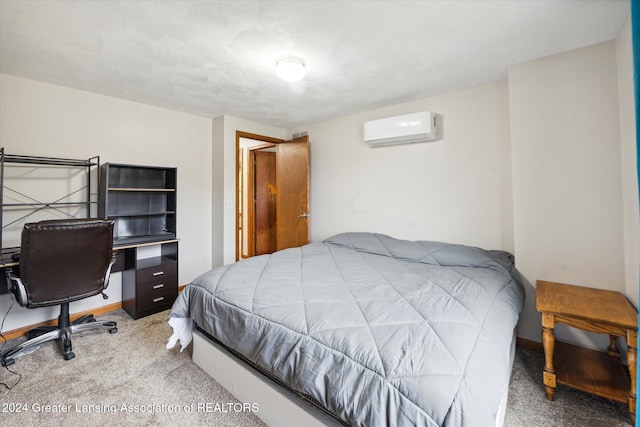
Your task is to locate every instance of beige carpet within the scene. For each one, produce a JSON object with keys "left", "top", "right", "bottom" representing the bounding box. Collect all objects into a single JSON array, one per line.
[
  {"left": 0, "top": 309, "right": 265, "bottom": 426},
  {"left": 0, "top": 309, "right": 632, "bottom": 426}
]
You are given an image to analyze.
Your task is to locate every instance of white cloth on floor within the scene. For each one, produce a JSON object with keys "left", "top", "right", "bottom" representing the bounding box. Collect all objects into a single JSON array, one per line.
[{"left": 166, "top": 316, "right": 194, "bottom": 352}]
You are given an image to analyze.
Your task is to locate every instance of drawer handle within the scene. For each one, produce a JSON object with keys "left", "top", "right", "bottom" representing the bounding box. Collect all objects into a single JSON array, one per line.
[
  {"left": 153, "top": 284, "right": 165, "bottom": 290},
  {"left": 153, "top": 297, "right": 165, "bottom": 303},
  {"left": 153, "top": 271, "right": 165, "bottom": 277}
]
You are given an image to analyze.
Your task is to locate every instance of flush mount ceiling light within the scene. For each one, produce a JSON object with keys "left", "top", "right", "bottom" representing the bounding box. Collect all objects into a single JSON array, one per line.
[{"left": 275, "top": 56, "right": 306, "bottom": 82}]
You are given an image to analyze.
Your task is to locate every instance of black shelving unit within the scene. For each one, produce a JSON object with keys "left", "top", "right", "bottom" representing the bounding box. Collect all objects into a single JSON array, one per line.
[
  {"left": 99, "top": 163, "right": 177, "bottom": 246},
  {"left": 99, "top": 163, "right": 179, "bottom": 319},
  {"left": 0, "top": 148, "right": 99, "bottom": 266}
]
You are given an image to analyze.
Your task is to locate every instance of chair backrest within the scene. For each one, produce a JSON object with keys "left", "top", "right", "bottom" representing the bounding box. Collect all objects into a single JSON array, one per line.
[{"left": 19, "top": 218, "right": 115, "bottom": 308}]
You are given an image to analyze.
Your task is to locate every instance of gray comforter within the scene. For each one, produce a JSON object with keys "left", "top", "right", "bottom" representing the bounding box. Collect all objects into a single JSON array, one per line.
[{"left": 168, "top": 232, "right": 525, "bottom": 426}]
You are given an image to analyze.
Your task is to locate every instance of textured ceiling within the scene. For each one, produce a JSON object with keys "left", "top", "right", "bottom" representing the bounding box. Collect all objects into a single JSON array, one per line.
[{"left": 0, "top": 0, "right": 631, "bottom": 128}]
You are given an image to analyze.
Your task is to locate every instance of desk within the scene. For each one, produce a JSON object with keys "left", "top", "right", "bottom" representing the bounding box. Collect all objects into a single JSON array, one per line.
[
  {"left": 536, "top": 280, "right": 637, "bottom": 422},
  {"left": 0, "top": 240, "right": 179, "bottom": 319}
]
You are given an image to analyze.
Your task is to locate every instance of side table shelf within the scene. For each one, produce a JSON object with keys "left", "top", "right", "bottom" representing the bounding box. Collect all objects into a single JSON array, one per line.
[{"left": 554, "top": 341, "right": 630, "bottom": 403}]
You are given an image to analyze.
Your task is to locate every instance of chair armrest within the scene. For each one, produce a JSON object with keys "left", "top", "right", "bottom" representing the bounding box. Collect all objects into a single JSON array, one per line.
[
  {"left": 102, "top": 251, "right": 118, "bottom": 290},
  {"left": 4, "top": 267, "right": 28, "bottom": 306}
]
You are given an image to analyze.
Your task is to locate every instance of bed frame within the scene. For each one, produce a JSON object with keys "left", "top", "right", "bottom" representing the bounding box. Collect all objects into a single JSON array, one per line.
[
  {"left": 192, "top": 328, "right": 345, "bottom": 426},
  {"left": 192, "top": 327, "right": 516, "bottom": 427}
]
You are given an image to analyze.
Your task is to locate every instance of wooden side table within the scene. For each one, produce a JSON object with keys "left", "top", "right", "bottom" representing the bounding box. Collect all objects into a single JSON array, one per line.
[{"left": 536, "top": 280, "right": 638, "bottom": 422}]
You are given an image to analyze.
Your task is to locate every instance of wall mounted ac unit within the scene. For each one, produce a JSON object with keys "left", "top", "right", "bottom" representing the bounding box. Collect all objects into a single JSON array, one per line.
[{"left": 363, "top": 111, "right": 438, "bottom": 148}]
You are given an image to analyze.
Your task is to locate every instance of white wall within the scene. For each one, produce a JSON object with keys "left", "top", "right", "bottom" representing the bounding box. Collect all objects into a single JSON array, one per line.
[
  {"left": 290, "top": 81, "right": 513, "bottom": 253},
  {"left": 508, "top": 40, "right": 630, "bottom": 349},
  {"left": 0, "top": 74, "right": 213, "bottom": 331},
  {"left": 211, "top": 116, "right": 225, "bottom": 268},
  {"left": 616, "top": 15, "right": 639, "bottom": 308}
]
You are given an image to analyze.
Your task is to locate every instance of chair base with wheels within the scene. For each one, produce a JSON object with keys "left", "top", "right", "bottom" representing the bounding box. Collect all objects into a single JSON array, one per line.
[{"left": 1, "top": 302, "right": 118, "bottom": 367}]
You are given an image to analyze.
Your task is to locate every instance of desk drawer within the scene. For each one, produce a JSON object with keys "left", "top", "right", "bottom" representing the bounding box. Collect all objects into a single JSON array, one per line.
[
  {"left": 120, "top": 241, "right": 180, "bottom": 320},
  {"left": 136, "top": 258, "right": 177, "bottom": 284},
  {"left": 136, "top": 285, "right": 177, "bottom": 312},
  {"left": 136, "top": 275, "right": 177, "bottom": 300},
  {"left": 136, "top": 260, "right": 177, "bottom": 312}
]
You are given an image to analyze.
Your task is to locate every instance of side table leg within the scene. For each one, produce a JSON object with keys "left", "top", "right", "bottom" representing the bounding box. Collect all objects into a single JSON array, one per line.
[
  {"left": 541, "top": 312, "right": 556, "bottom": 401},
  {"left": 627, "top": 329, "right": 637, "bottom": 423},
  {"left": 607, "top": 335, "right": 620, "bottom": 359}
]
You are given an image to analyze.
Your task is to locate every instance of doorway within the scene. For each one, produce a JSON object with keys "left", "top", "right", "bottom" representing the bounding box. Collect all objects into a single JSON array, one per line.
[{"left": 235, "top": 132, "right": 310, "bottom": 261}]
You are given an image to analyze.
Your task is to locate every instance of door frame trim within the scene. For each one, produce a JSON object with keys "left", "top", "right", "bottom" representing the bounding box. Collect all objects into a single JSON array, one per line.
[{"left": 235, "top": 131, "right": 284, "bottom": 261}]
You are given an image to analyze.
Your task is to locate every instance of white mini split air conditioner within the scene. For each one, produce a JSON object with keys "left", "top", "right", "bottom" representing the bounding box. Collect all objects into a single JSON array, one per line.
[{"left": 363, "top": 111, "right": 439, "bottom": 148}]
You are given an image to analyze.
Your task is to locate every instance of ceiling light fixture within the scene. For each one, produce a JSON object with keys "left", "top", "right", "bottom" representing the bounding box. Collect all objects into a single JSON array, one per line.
[{"left": 275, "top": 56, "right": 306, "bottom": 82}]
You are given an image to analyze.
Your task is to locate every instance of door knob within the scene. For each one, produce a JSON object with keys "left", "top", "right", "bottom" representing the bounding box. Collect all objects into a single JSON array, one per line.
[{"left": 297, "top": 213, "right": 310, "bottom": 219}]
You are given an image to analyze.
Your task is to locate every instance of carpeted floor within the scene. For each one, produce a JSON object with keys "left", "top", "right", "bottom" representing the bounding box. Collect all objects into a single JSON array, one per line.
[{"left": 0, "top": 309, "right": 632, "bottom": 426}]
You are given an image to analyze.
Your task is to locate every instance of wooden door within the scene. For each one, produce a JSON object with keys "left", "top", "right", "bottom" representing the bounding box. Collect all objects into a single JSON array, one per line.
[
  {"left": 254, "top": 150, "right": 277, "bottom": 255},
  {"left": 276, "top": 136, "right": 310, "bottom": 250}
]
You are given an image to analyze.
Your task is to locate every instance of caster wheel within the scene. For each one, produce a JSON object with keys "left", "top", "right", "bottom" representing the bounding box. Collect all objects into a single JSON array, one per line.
[{"left": 109, "top": 327, "right": 118, "bottom": 334}]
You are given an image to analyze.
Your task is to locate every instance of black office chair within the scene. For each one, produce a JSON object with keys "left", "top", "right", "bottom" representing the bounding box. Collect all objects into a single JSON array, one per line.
[{"left": 1, "top": 219, "right": 118, "bottom": 366}]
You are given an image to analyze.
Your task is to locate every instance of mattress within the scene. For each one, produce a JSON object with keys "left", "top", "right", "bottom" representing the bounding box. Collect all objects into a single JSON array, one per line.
[{"left": 168, "top": 232, "right": 525, "bottom": 426}]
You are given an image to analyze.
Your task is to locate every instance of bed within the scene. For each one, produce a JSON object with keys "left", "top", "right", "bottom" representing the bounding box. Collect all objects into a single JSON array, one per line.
[{"left": 168, "top": 232, "right": 525, "bottom": 426}]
